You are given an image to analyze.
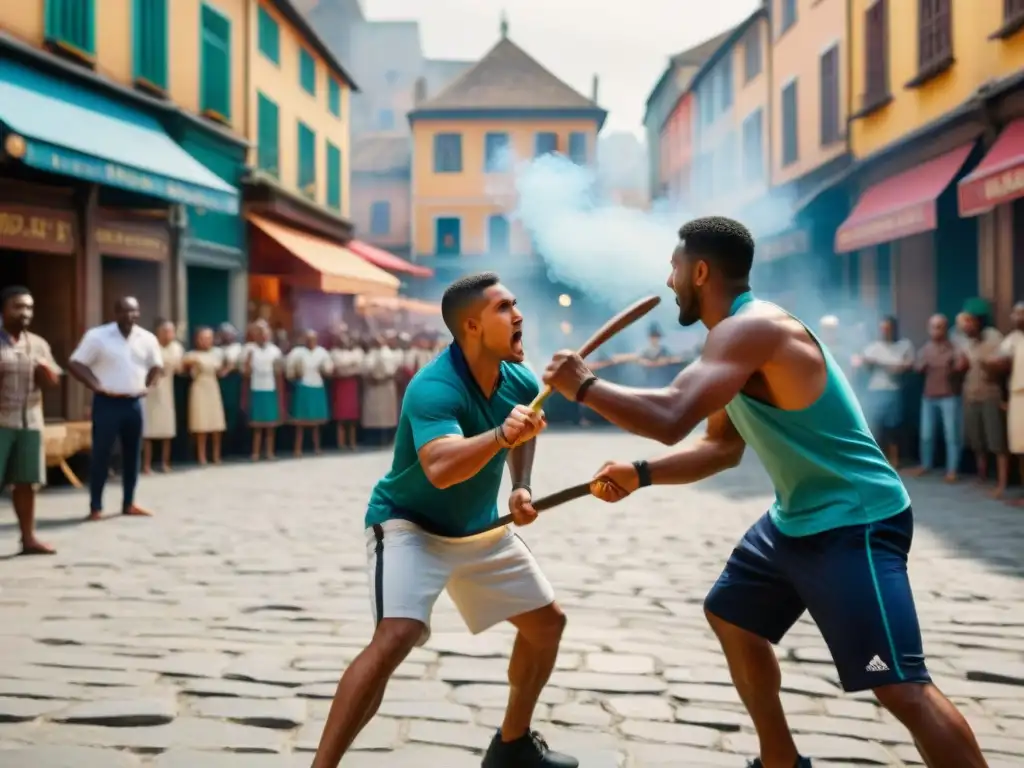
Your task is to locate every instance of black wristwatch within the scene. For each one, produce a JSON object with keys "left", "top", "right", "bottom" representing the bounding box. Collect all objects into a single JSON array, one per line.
[{"left": 632, "top": 459, "right": 652, "bottom": 488}]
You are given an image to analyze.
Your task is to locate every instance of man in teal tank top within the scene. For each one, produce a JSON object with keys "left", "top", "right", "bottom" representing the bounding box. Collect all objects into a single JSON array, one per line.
[
  {"left": 541, "top": 218, "right": 987, "bottom": 768},
  {"left": 310, "top": 273, "right": 578, "bottom": 768}
]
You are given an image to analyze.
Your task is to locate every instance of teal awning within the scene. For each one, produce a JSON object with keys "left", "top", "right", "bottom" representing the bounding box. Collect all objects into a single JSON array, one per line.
[{"left": 0, "top": 58, "right": 239, "bottom": 214}]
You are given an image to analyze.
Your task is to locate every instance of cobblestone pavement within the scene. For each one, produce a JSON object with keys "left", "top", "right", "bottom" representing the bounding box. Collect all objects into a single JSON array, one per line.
[{"left": 0, "top": 429, "right": 1022, "bottom": 767}]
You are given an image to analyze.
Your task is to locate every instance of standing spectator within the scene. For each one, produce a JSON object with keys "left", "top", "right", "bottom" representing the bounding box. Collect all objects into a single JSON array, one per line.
[
  {"left": 215, "top": 323, "right": 246, "bottom": 457},
  {"left": 142, "top": 318, "right": 183, "bottom": 474},
  {"left": 988, "top": 301, "right": 1024, "bottom": 505},
  {"left": 68, "top": 296, "right": 162, "bottom": 520},
  {"left": 852, "top": 316, "right": 915, "bottom": 467},
  {"left": 243, "top": 320, "right": 283, "bottom": 461},
  {"left": 183, "top": 327, "right": 227, "bottom": 466},
  {"left": 285, "top": 329, "right": 331, "bottom": 456},
  {"left": 360, "top": 334, "right": 399, "bottom": 445},
  {"left": 960, "top": 298, "right": 1010, "bottom": 497},
  {"left": 329, "top": 332, "right": 363, "bottom": 450},
  {"left": 909, "top": 314, "right": 967, "bottom": 481},
  {"left": 0, "top": 286, "right": 61, "bottom": 554}
]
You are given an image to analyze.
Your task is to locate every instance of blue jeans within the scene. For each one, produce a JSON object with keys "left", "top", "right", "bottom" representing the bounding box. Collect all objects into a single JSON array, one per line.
[
  {"left": 920, "top": 396, "right": 962, "bottom": 475},
  {"left": 90, "top": 394, "right": 143, "bottom": 513}
]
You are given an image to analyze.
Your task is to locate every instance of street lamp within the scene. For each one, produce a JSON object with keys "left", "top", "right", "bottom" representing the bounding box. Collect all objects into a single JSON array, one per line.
[{"left": 558, "top": 293, "right": 572, "bottom": 307}]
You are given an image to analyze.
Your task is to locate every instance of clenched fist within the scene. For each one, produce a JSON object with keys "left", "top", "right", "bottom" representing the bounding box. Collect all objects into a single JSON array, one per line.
[
  {"left": 589, "top": 460, "right": 639, "bottom": 503},
  {"left": 498, "top": 404, "right": 547, "bottom": 448}
]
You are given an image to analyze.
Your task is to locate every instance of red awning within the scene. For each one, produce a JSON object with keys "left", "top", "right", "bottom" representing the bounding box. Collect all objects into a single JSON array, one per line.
[
  {"left": 834, "top": 143, "right": 973, "bottom": 253},
  {"left": 348, "top": 240, "right": 433, "bottom": 278},
  {"left": 958, "top": 119, "right": 1024, "bottom": 217}
]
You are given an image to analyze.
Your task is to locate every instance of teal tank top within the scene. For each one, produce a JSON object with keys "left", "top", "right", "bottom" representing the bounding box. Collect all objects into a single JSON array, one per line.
[{"left": 722, "top": 292, "right": 910, "bottom": 537}]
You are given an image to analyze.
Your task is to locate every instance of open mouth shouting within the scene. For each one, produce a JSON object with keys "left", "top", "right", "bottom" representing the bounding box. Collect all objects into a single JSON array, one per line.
[{"left": 510, "top": 328, "right": 524, "bottom": 353}]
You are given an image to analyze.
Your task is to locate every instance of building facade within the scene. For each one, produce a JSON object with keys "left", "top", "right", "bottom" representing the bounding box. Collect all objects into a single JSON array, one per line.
[
  {"left": 1, "top": 0, "right": 242, "bottom": 419},
  {"left": 842, "top": 0, "right": 1024, "bottom": 334}
]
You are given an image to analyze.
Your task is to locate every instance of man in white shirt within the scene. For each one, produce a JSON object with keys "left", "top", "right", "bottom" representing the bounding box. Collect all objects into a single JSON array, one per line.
[{"left": 68, "top": 297, "right": 163, "bottom": 521}]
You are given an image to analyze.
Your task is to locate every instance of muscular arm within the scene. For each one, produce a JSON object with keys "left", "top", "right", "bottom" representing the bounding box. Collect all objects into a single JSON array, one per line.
[
  {"left": 418, "top": 432, "right": 505, "bottom": 490},
  {"left": 647, "top": 409, "right": 745, "bottom": 484},
  {"left": 578, "top": 316, "right": 780, "bottom": 445}
]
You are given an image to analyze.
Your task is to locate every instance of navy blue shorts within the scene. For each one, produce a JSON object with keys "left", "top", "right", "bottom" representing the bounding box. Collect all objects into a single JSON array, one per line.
[{"left": 704, "top": 507, "right": 930, "bottom": 692}]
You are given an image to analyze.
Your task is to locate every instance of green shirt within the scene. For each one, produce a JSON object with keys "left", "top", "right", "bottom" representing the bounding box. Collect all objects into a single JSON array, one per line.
[{"left": 366, "top": 344, "right": 540, "bottom": 536}]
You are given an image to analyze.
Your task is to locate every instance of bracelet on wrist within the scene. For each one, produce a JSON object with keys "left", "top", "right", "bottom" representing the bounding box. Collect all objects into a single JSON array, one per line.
[
  {"left": 633, "top": 459, "right": 652, "bottom": 488},
  {"left": 494, "top": 425, "right": 512, "bottom": 448},
  {"left": 512, "top": 482, "right": 532, "bottom": 495},
  {"left": 575, "top": 375, "right": 599, "bottom": 403}
]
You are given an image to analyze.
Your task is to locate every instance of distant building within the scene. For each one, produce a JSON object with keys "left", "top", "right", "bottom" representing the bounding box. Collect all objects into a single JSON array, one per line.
[{"left": 597, "top": 132, "right": 649, "bottom": 209}]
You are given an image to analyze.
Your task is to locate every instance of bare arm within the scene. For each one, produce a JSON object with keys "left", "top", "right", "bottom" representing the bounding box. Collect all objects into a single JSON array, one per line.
[
  {"left": 647, "top": 409, "right": 745, "bottom": 484},
  {"left": 548, "top": 315, "right": 779, "bottom": 446},
  {"left": 67, "top": 361, "right": 103, "bottom": 393}
]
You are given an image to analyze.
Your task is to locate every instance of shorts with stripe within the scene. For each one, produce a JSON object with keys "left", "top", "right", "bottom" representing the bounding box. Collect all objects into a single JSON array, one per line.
[
  {"left": 704, "top": 507, "right": 930, "bottom": 692},
  {"left": 366, "top": 519, "right": 555, "bottom": 646}
]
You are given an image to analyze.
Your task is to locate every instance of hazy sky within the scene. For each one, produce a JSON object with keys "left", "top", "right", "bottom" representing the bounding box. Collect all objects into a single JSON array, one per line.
[{"left": 363, "top": 0, "right": 761, "bottom": 136}]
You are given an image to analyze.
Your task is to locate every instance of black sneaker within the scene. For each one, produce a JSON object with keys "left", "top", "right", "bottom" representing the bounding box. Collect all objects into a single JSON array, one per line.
[
  {"left": 746, "top": 758, "right": 812, "bottom": 768},
  {"left": 482, "top": 729, "right": 578, "bottom": 768}
]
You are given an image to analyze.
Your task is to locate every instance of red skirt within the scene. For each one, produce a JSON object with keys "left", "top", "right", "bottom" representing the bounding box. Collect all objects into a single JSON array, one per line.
[{"left": 331, "top": 377, "right": 360, "bottom": 421}]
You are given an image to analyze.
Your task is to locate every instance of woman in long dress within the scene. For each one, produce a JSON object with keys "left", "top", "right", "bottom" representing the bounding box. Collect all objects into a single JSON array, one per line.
[
  {"left": 361, "top": 335, "right": 400, "bottom": 445},
  {"left": 183, "top": 327, "right": 228, "bottom": 466},
  {"left": 286, "top": 329, "right": 332, "bottom": 456},
  {"left": 330, "top": 332, "right": 363, "bottom": 450},
  {"left": 142, "top": 319, "right": 184, "bottom": 474},
  {"left": 243, "top": 321, "right": 283, "bottom": 461}
]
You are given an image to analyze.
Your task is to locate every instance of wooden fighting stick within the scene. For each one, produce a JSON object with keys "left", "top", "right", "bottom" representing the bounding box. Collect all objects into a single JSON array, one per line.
[{"left": 529, "top": 295, "right": 662, "bottom": 411}]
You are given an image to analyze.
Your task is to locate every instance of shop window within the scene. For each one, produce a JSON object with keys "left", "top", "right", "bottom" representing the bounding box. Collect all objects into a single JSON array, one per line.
[
  {"left": 297, "top": 122, "right": 316, "bottom": 199},
  {"left": 45, "top": 0, "right": 95, "bottom": 59},
  {"left": 257, "top": 4, "right": 280, "bottom": 65},
  {"left": 329, "top": 78, "right": 342, "bottom": 117},
  {"left": 132, "top": 0, "right": 167, "bottom": 90},
  {"left": 256, "top": 92, "right": 279, "bottom": 176},
  {"left": 300, "top": 48, "right": 316, "bottom": 96},
  {"left": 200, "top": 3, "right": 232, "bottom": 122},
  {"left": 326, "top": 140, "right": 342, "bottom": 211}
]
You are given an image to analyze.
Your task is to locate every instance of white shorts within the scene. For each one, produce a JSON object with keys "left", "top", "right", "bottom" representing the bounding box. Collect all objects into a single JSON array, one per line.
[{"left": 365, "top": 519, "right": 555, "bottom": 646}]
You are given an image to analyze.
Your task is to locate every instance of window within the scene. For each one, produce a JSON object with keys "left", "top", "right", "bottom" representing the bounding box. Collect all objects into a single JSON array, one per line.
[
  {"left": 719, "top": 131, "right": 738, "bottom": 188},
  {"left": 918, "top": 0, "right": 952, "bottom": 71},
  {"left": 568, "top": 132, "right": 587, "bottom": 164},
  {"left": 377, "top": 109, "right": 395, "bottom": 130},
  {"left": 297, "top": 122, "right": 316, "bottom": 198},
  {"left": 781, "top": 80, "right": 799, "bottom": 166},
  {"left": 719, "top": 56, "right": 733, "bottom": 112},
  {"left": 200, "top": 3, "right": 231, "bottom": 120},
  {"left": 300, "top": 48, "right": 316, "bottom": 96},
  {"left": 1006, "top": 0, "right": 1024, "bottom": 24},
  {"left": 326, "top": 140, "right": 341, "bottom": 211},
  {"left": 256, "top": 92, "right": 279, "bottom": 176},
  {"left": 744, "top": 27, "right": 762, "bottom": 82},
  {"left": 820, "top": 45, "right": 841, "bottom": 145},
  {"left": 133, "top": 0, "right": 167, "bottom": 89},
  {"left": 742, "top": 109, "right": 764, "bottom": 182},
  {"left": 864, "top": 0, "right": 889, "bottom": 105},
  {"left": 779, "top": 0, "right": 797, "bottom": 35},
  {"left": 485, "top": 133, "right": 510, "bottom": 172},
  {"left": 45, "top": 0, "right": 95, "bottom": 56},
  {"left": 433, "top": 134, "right": 462, "bottom": 173},
  {"left": 257, "top": 4, "right": 279, "bottom": 64},
  {"left": 488, "top": 215, "right": 511, "bottom": 254},
  {"left": 370, "top": 202, "right": 390, "bottom": 235},
  {"left": 535, "top": 132, "right": 558, "bottom": 157},
  {"left": 329, "top": 78, "right": 341, "bottom": 118}
]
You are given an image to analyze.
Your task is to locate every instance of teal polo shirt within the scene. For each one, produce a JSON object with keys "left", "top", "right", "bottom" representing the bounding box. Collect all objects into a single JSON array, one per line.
[{"left": 365, "top": 343, "right": 540, "bottom": 537}]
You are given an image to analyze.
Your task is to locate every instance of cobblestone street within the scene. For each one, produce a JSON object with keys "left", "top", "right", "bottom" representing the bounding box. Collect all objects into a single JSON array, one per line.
[{"left": 0, "top": 429, "right": 1022, "bottom": 767}]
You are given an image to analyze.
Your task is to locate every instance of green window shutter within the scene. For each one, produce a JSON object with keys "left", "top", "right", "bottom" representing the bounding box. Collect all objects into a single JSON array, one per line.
[
  {"left": 297, "top": 122, "right": 316, "bottom": 198},
  {"left": 45, "top": 0, "right": 96, "bottom": 56},
  {"left": 328, "top": 78, "right": 341, "bottom": 118},
  {"left": 326, "top": 141, "right": 341, "bottom": 210},
  {"left": 132, "top": 0, "right": 168, "bottom": 90},
  {"left": 256, "top": 92, "right": 279, "bottom": 177},
  {"left": 200, "top": 3, "right": 232, "bottom": 120},
  {"left": 300, "top": 49, "right": 316, "bottom": 96},
  {"left": 257, "top": 5, "right": 279, "bottom": 64}
]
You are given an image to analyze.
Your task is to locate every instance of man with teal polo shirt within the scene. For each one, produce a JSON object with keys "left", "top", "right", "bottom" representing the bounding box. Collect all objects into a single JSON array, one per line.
[
  {"left": 542, "top": 218, "right": 987, "bottom": 768},
  {"left": 311, "top": 273, "right": 577, "bottom": 768}
]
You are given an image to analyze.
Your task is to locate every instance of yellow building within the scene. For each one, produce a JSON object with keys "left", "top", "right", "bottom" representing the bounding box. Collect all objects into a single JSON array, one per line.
[
  {"left": 408, "top": 24, "right": 606, "bottom": 261},
  {"left": 839, "top": 0, "right": 1024, "bottom": 331}
]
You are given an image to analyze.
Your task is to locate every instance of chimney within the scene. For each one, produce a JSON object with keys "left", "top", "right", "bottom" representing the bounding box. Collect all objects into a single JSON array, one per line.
[
  {"left": 413, "top": 77, "right": 427, "bottom": 105},
  {"left": 591, "top": 74, "right": 599, "bottom": 103}
]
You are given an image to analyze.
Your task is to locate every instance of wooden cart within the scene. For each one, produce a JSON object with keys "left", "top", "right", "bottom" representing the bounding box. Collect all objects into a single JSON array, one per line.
[{"left": 43, "top": 421, "right": 90, "bottom": 488}]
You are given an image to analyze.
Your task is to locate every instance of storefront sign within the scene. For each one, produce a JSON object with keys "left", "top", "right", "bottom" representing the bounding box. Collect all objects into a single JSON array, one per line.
[
  {"left": 958, "top": 162, "right": 1024, "bottom": 217},
  {"left": 758, "top": 229, "right": 810, "bottom": 263},
  {"left": 94, "top": 220, "right": 170, "bottom": 261},
  {"left": 0, "top": 205, "right": 76, "bottom": 255},
  {"left": 834, "top": 203, "right": 936, "bottom": 253},
  {"left": 22, "top": 143, "right": 239, "bottom": 215}
]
